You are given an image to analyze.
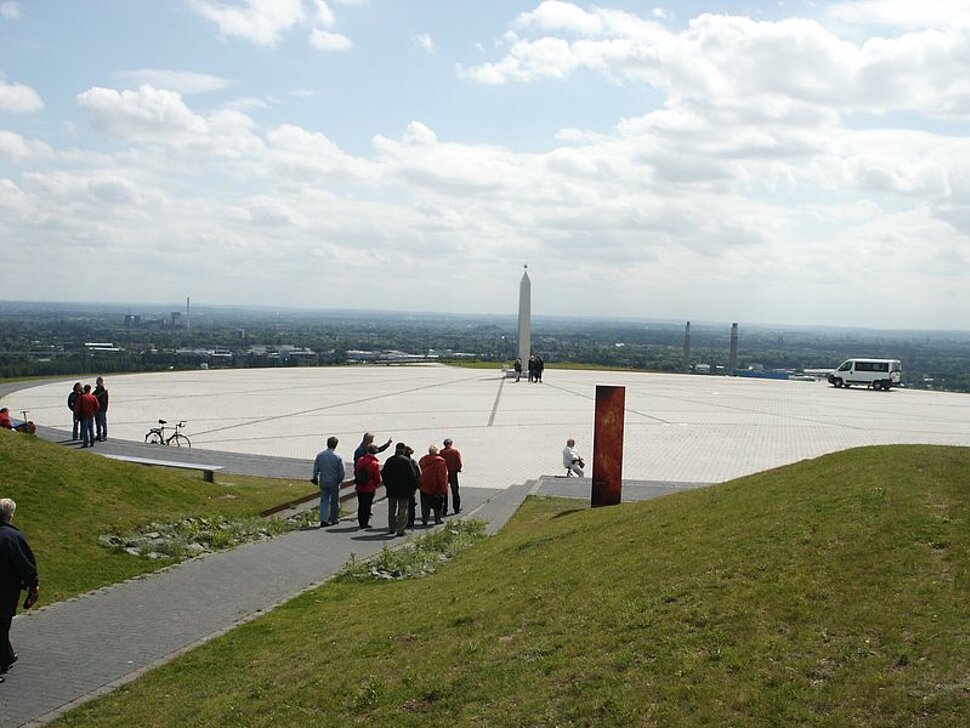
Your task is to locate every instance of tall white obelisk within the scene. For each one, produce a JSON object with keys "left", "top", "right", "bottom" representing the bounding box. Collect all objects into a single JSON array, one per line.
[{"left": 518, "top": 265, "right": 531, "bottom": 364}]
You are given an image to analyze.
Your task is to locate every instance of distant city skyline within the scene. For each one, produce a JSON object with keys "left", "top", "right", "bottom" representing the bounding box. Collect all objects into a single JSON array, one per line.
[{"left": 2, "top": 1, "right": 969, "bottom": 330}]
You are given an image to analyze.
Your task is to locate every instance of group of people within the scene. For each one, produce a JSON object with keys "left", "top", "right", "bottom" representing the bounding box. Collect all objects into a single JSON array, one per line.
[
  {"left": 512, "top": 354, "right": 545, "bottom": 383},
  {"left": 312, "top": 432, "right": 463, "bottom": 536},
  {"left": 68, "top": 377, "right": 109, "bottom": 448},
  {"left": 0, "top": 498, "right": 40, "bottom": 685}
]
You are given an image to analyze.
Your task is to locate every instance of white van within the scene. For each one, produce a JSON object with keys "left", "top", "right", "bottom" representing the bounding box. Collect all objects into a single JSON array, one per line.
[{"left": 827, "top": 359, "right": 902, "bottom": 390}]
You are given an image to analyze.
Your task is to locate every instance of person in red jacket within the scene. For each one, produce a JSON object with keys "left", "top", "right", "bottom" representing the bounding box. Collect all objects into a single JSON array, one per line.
[
  {"left": 353, "top": 444, "right": 382, "bottom": 530},
  {"left": 440, "top": 437, "right": 463, "bottom": 515},
  {"left": 73, "top": 384, "right": 100, "bottom": 448},
  {"left": 418, "top": 445, "right": 448, "bottom": 526}
]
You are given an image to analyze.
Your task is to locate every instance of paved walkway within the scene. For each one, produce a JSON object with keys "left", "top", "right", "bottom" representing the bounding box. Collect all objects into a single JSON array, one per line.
[{"left": 0, "top": 413, "right": 703, "bottom": 727}]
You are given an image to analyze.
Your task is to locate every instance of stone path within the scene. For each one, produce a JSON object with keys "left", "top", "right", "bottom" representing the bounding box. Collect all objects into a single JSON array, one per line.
[{"left": 1, "top": 416, "right": 704, "bottom": 727}]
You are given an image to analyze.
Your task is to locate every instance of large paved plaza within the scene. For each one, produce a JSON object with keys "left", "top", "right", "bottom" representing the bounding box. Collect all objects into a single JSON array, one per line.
[{"left": 6, "top": 365, "right": 969, "bottom": 488}]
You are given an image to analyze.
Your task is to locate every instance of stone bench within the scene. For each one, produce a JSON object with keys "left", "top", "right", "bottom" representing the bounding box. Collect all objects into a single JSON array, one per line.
[{"left": 102, "top": 454, "right": 224, "bottom": 483}]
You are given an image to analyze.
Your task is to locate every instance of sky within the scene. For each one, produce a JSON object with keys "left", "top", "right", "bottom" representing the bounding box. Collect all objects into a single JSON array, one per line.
[{"left": 1, "top": 1, "right": 969, "bottom": 329}]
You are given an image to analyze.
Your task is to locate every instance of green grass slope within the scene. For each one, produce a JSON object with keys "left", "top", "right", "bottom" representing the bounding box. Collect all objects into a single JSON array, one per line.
[
  {"left": 0, "top": 431, "right": 314, "bottom": 602},
  {"left": 56, "top": 445, "right": 969, "bottom": 727}
]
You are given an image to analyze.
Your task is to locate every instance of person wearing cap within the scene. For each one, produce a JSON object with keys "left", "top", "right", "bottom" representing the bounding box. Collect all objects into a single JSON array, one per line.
[
  {"left": 1, "top": 497, "right": 40, "bottom": 681},
  {"left": 381, "top": 443, "right": 419, "bottom": 537}
]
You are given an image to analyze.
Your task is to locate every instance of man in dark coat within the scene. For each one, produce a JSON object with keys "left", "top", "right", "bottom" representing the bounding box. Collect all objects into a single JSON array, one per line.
[
  {"left": 0, "top": 498, "right": 40, "bottom": 682},
  {"left": 93, "top": 376, "right": 109, "bottom": 442},
  {"left": 381, "top": 443, "right": 419, "bottom": 537}
]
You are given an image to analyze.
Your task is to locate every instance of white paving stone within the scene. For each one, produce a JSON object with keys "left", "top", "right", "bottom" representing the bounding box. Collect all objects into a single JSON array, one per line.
[{"left": 5, "top": 365, "right": 969, "bottom": 489}]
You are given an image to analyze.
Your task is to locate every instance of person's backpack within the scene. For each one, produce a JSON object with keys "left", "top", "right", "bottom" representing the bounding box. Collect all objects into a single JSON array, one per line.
[{"left": 354, "top": 462, "right": 369, "bottom": 487}]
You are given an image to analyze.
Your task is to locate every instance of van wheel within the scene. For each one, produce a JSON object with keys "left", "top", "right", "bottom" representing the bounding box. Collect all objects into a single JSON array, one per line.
[{"left": 832, "top": 378, "right": 843, "bottom": 388}]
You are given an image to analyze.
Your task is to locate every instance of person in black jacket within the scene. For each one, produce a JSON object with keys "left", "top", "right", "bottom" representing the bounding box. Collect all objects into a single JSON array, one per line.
[
  {"left": 0, "top": 498, "right": 40, "bottom": 681},
  {"left": 93, "top": 376, "right": 109, "bottom": 442},
  {"left": 381, "top": 443, "right": 419, "bottom": 537},
  {"left": 67, "top": 382, "right": 82, "bottom": 441}
]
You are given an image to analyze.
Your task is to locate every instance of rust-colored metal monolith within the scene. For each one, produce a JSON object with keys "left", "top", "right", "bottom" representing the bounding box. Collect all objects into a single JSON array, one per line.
[{"left": 591, "top": 385, "right": 625, "bottom": 507}]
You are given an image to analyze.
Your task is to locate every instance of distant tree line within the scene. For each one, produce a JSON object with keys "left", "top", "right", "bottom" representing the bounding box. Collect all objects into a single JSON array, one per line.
[{"left": 1, "top": 303, "right": 968, "bottom": 392}]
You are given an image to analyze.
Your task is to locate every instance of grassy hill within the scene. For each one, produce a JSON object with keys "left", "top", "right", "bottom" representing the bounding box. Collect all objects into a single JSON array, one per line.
[
  {"left": 0, "top": 430, "right": 315, "bottom": 602},
  {"left": 54, "top": 445, "right": 969, "bottom": 727}
]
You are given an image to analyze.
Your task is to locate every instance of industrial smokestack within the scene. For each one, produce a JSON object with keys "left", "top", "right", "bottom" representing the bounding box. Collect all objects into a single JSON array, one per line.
[
  {"left": 683, "top": 321, "right": 691, "bottom": 373},
  {"left": 728, "top": 322, "right": 739, "bottom": 375}
]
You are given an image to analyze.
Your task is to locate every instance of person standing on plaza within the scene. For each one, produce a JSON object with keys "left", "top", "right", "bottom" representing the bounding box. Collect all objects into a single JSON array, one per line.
[
  {"left": 311, "top": 436, "right": 345, "bottom": 528},
  {"left": 93, "top": 376, "right": 109, "bottom": 442},
  {"left": 527, "top": 355, "right": 537, "bottom": 383},
  {"left": 418, "top": 445, "right": 448, "bottom": 526},
  {"left": 73, "top": 384, "right": 100, "bottom": 448},
  {"left": 440, "top": 437, "right": 463, "bottom": 515},
  {"left": 1, "top": 498, "right": 40, "bottom": 682},
  {"left": 514, "top": 357, "right": 522, "bottom": 382},
  {"left": 353, "top": 431, "right": 392, "bottom": 464},
  {"left": 353, "top": 444, "right": 382, "bottom": 530},
  {"left": 535, "top": 355, "right": 545, "bottom": 383},
  {"left": 381, "top": 443, "right": 419, "bottom": 537},
  {"left": 67, "top": 382, "right": 82, "bottom": 441}
]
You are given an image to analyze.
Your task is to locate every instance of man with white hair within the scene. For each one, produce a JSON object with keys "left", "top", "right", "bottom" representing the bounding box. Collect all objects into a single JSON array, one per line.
[
  {"left": 563, "top": 438, "right": 585, "bottom": 477},
  {"left": 0, "top": 497, "right": 39, "bottom": 681}
]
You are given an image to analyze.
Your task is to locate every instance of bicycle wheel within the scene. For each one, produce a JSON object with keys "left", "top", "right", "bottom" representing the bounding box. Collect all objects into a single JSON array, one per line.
[
  {"left": 171, "top": 433, "right": 191, "bottom": 448},
  {"left": 145, "top": 430, "right": 163, "bottom": 445}
]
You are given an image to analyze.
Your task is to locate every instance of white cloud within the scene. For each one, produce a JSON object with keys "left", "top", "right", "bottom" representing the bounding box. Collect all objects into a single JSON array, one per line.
[
  {"left": 313, "top": 0, "right": 335, "bottom": 28},
  {"left": 462, "top": 6, "right": 970, "bottom": 121},
  {"left": 77, "top": 85, "right": 209, "bottom": 139},
  {"left": 114, "top": 70, "right": 232, "bottom": 94},
  {"left": 0, "top": 2, "right": 20, "bottom": 20},
  {"left": 0, "top": 75, "right": 44, "bottom": 113},
  {"left": 0, "top": 130, "right": 54, "bottom": 160},
  {"left": 76, "top": 85, "right": 264, "bottom": 158},
  {"left": 310, "top": 28, "right": 353, "bottom": 51},
  {"left": 825, "top": 0, "right": 970, "bottom": 30},
  {"left": 413, "top": 32, "right": 434, "bottom": 53},
  {"left": 265, "top": 123, "right": 372, "bottom": 179},
  {"left": 188, "top": 0, "right": 305, "bottom": 46}
]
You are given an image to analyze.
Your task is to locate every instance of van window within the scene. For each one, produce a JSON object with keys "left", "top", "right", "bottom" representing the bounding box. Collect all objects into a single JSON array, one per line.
[{"left": 839, "top": 361, "right": 851, "bottom": 371}]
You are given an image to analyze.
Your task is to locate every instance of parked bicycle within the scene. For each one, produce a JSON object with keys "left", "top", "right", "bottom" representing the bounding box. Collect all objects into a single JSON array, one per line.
[{"left": 144, "top": 419, "right": 191, "bottom": 447}]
